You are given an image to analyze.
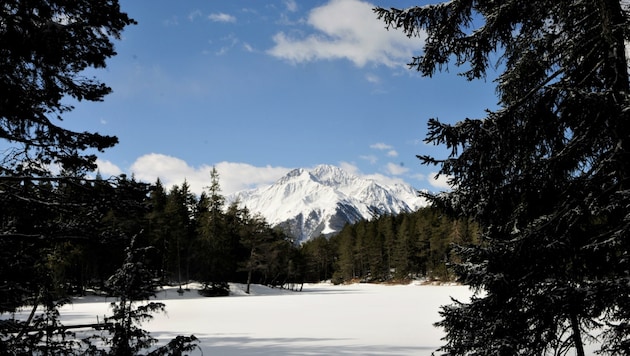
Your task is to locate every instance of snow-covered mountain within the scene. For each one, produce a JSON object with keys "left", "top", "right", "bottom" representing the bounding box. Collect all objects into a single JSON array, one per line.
[{"left": 227, "top": 164, "right": 428, "bottom": 244}]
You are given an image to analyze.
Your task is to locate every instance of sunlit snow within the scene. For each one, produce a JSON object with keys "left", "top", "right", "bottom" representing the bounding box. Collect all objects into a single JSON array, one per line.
[{"left": 56, "top": 282, "right": 470, "bottom": 355}]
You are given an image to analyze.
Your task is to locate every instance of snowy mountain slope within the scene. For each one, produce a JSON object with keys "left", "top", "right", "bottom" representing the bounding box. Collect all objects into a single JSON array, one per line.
[{"left": 227, "top": 164, "right": 428, "bottom": 244}]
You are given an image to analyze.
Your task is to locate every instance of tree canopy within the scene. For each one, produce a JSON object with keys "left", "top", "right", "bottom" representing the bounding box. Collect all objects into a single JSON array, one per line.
[
  {"left": 0, "top": 0, "right": 135, "bottom": 175},
  {"left": 376, "top": 1, "right": 630, "bottom": 355}
]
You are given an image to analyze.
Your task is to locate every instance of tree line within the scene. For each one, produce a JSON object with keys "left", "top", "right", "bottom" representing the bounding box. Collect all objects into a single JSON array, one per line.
[
  {"left": 142, "top": 168, "right": 301, "bottom": 295},
  {"left": 4, "top": 167, "right": 478, "bottom": 303},
  {"left": 114, "top": 171, "right": 480, "bottom": 290},
  {"left": 146, "top": 169, "right": 480, "bottom": 289},
  {"left": 303, "top": 207, "right": 479, "bottom": 284}
]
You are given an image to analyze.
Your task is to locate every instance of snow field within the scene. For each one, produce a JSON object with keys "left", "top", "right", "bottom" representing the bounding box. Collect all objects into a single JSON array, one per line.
[{"left": 57, "top": 282, "right": 472, "bottom": 355}]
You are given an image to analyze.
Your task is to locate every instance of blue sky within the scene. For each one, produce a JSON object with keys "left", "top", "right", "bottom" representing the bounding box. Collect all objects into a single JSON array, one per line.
[{"left": 64, "top": 0, "right": 499, "bottom": 196}]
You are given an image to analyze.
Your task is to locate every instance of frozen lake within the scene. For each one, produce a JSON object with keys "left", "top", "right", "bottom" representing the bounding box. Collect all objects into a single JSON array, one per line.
[{"left": 59, "top": 282, "right": 472, "bottom": 355}]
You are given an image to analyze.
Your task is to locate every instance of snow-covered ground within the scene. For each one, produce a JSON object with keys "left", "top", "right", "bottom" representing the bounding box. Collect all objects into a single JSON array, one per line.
[{"left": 54, "top": 282, "right": 471, "bottom": 355}]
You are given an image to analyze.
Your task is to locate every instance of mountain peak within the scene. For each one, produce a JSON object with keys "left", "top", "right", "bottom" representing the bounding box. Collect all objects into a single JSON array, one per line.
[
  {"left": 310, "top": 164, "right": 356, "bottom": 187},
  {"left": 227, "top": 165, "right": 427, "bottom": 244},
  {"left": 278, "top": 168, "right": 309, "bottom": 184}
]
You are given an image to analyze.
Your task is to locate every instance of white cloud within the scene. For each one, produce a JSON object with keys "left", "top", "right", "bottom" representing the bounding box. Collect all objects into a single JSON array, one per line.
[
  {"left": 385, "top": 162, "right": 409, "bottom": 176},
  {"left": 128, "top": 153, "right": 291, "bottom": 196},
  {"left": 209, "top": 13, "right": 237, "bottom": 23},
  {"left": 214, "top": 161, "right": 292, "bottom": 196},
  {"left": 339, "top": 161, "right": 409, "bottom": 187},
  {"left": 243, "top": 43, "right": 254, "bottom": 52},
  {"left": 101, "top": 153, "right": 446, "bottom": 202},
  {"left": 267, "top": 0, "right": 423, "bottom": 67},
  {"left": 98, "top": 154, "right": 434, "bottom": 198},
  {"left": 338, "top": 161, "right": 361, "bottom": 176},
  {"left": 428, "top": 171, "right": 453, "bottom": 190},
  {"left": 96, "top": 159, "right": 123, "bottom": 177},
  {"left": 370, "top": 143, "right": 398, "bottom": 157},
  {"left": 370, "top": 142, "right": 393, "bottom": 150}
]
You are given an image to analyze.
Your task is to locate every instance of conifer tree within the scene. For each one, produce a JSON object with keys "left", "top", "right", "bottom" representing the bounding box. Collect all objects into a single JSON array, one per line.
[
  {"left": 330, "top": 225, "right": 357, "bottom": 283},
  {"left": 376, "top": 1, "right": 630, "bottom": 354},
  {"left": 196, "top": 167, "right": 231, "bottom": 295},
  {"left": 83, "top": 236, "right": 198, "bottom": 356},
  {"left": 146, "top": 179, "right": 169, "bottom": 281},
  {"left": 392, "top": 215, "right": 416, "bottom": 280},
  {"left": 1, "top": 0, "right": 134, "bottom": 317},
  {"left": 223, "top": 200, "right": 249, "bottom": 281},
  {"left": 1, "top": 1, "right": 135, "bottom": 174},
  {"left": 301, "top": 236, "right": 334, "bottom": 282},
  {"left": 163, "top": 183, "right": 196, "bottom": 286}
]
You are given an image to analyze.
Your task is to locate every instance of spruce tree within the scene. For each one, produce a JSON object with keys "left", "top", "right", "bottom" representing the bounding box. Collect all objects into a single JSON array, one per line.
[
  {"left": 146, "top": 179, "right": 169, "bottom": 281},
  {"left": 196, "top": 167, "right": 231, "bottom": 295},
  {"left": 0, "top": 1, "right": 135, "bottom": 174},
  {"left": 1, "top": 0, "right": 134, "bottom": 316},
  {"left": 83, "top": 236, "right": 198, "bottom": 356},
  {"left": 392, "top": 215, "right": 416, "bottom": 280},
  {"left": 376, "top": 1, "right": 630, "bottom": 355},
  {"left": 163, "top": 183, "right": 195, "bottom": 286}
]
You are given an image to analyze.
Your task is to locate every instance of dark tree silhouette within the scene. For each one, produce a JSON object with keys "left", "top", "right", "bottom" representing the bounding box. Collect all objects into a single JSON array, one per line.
[
  {"left": 1, "top": 1, "right": 135, "bottom": 175},
  {"left": 376, "top": 1, "right": 630, "bottom": 355}
]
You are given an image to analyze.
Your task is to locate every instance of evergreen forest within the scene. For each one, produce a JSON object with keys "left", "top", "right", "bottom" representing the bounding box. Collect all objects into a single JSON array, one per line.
[{"left": 7, "top": 169, "right": 475, "bottom": 300}]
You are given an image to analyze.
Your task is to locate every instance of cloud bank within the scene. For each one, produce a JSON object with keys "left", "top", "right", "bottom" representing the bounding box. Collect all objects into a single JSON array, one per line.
[
  {"left": 96, "top": 153, "right": 448, "bottom": 198},
  {"left": 123, "top": 154, "right": 291, "bottom": 196}
]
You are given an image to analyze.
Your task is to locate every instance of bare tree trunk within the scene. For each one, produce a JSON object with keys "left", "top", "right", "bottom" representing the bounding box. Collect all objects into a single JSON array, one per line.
[{"left": 570, "top": 313, "right": 585, "bottom": 356}]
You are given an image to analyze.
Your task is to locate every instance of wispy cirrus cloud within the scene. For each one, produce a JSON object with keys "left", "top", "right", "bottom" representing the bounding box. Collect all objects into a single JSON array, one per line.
[
  {"left": 209, "top": 12, "right": 237, "bottom": 23},
  {"left": 370, "top": 142, "right": 398, "bottom": 157},
  {"left": 370, "top": 142, "right": 393, "bottom": 150},
  {"left": 188, "top": 10, "right": 203, "bottom": 22},
  {"left": 284, "top": 0, "right": 298, "bottom": 12}
]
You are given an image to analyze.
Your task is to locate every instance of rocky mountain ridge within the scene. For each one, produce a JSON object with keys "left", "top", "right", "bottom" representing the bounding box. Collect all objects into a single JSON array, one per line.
[{"left": 227, "top": 164, "right": 427, "bottom": 244}]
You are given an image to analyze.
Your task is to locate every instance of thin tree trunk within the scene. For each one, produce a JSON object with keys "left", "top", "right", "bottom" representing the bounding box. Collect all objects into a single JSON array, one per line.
[
  {"left": 570, "top": 313, "right": 585, "bottom": 356},
  {"left": 246, "top": 268, "right": 252, "bottom": 294}
]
